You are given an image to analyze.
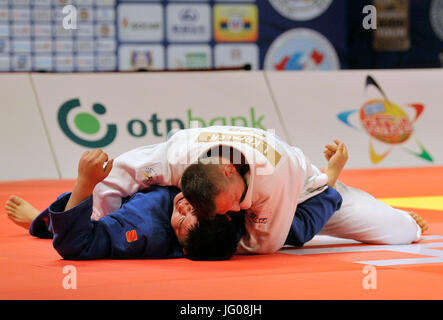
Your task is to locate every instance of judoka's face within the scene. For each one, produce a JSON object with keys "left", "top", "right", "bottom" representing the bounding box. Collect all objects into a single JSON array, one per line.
[
  {"left": 214, "top": 171, "right": 247, "bottom": 214},
  {"left": 171, "top": 192, "right": 198, "bottom": 243}
]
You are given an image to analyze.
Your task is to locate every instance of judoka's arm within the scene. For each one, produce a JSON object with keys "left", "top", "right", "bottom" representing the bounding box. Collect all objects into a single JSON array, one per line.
[
  {"left": 65, "top": 149, "right": 113, "bottom": 211},
  {"left": 285, "top": 140, "right": 348, "bottom": 246},
  {"left": 48, "top": 149, "right": 113, "bottom": 259},
  {"left": 285, "top": 187, "right": 342, "bottom": 247},
  {"left": 91, "top": 144, "right": 169, "bottom": 219},
  {"left": 49, "top": 193, "right": 112, "bottom": 259},
  {"left": 50, "top": 188, "right": 181, "bottom": 260},
  {"left": 323, "top": 140, "right": 348, "bottom": 188}
]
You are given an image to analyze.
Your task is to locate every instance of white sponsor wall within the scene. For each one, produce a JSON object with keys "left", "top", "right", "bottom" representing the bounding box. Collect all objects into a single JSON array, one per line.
[
  {"left": 0, "top": 69, "right": 442, "bottom": 181},
  {"left": 31, "top": 71, "right": 286, "bottom": 179},
  {"left": 0, "top": 74, "right": 59, "bottom": 180}
]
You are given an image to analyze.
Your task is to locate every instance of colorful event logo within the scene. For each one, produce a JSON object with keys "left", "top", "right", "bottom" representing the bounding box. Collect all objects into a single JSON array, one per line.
[
  {"left": 58, "top": 98, "right": 117, "bottom": 148},
  {"left": 130, "top": 50, "right": 153, "bottom": 69},
  {"left": 337, "top": 76, "right": 433, "bottom": 164},
  {"left": 264, "top": 28, "right": 340, "bottom": 70},
  {"left": 213, "top": 4, "right": 258, "bottom": 42},
  {"left": 269, "top": 0, "right": 333, "bottom": 21},
  {"left": 430, "top": 0, "right": 443, "bottom": 42}
]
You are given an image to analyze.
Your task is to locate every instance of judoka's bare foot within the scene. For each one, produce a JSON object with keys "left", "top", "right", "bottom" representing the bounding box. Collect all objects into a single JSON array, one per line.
[
  {"left": 5, "top": 195, "right": 40, "bottom": 230},
  {"left": 408, "top": 212, "right": 429, "bottom": 233}
]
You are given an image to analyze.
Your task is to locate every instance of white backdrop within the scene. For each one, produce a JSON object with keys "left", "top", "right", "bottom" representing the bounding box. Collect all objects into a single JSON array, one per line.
[
  {"left": 0, "top": 74, "right": 58, "bottom": 181},
  {"left": 0, "top": 69, "right": 442, "bottom": 181}
]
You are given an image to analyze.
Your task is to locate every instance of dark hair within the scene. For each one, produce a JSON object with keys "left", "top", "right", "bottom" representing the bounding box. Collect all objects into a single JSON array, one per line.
[
  {"left": 184, "top": 215, "right": 239, "bottom": 261},
  {"left": 181, "top": 162, "right": 224, "bottom": 219}
]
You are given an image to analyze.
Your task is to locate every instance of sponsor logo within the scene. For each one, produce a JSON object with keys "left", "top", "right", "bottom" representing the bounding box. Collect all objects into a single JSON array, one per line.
[
  {"left": 125, "top": 230, "right": 138, "bottom": 243},
  {"left": 34, "top": 55, "right": 53, "bottom": 71},
  {"left": 54, "top": 54, "right": 74, "bottom": 71},
  {"left": 78, "top": 7, "right": 92, "bottom": 22},
  {"left": 0, "top": 55, "right": 10, "bottom": 71},
  {"left": 58, "top": 98, "right": 117, "bottom": 148},
  {"left": 0, "top": 39, "right": 8, "bottom": 54},
  {"left": 247, "top": 212, "right": 268, "bottom": 225},
  {"left": 12, "top": 54, "right": 31, "bottom": 71},
  {"left": 214, "top": 4, "right": 258, "bottom": 42},
  {"left": 269, "top": 0, "right": 333, "bottom": 21},
  {"left": 214, "top": 44, "right": 259, "bottom": 69},
  {"left": 118, "top": 45, "right": 164, "bottom": 71},
  {"left": 337, "top": 75, "right": 433, "bottom": 164},
  {"left": 372, "top": 0, "right": 410, "bottom": 51},
  {"left": 167, "top": 45, "right": 211, "bottom": 69},
  {"left": 117, "top": 4, "right": 163, "bottom": 42},
  {"left": 0, "top": 8, "right": 8, "bottom": 21},
  {"left": 143, "top": 166, "right": 164, "bottom": 185},
  {"left": 430, "top": 0, "right": 443, "bottom": 42},
  {"left": 97, "top": 23, "right": 114, "bottom": 38},
  {"left": 144, "top": 167, "right": 156, "bottom": 182},
  {"left": 167, "top": 4, "right": 211, "bottom": 42},
  {"left": 264, "top": 28, "right": 339, "bottom": 70},
  {"left": 131, "top": 50, "right": 153, "bottom": 69},
  {"left": 58, "top": 99, "right": 266, "bottom": 148}
]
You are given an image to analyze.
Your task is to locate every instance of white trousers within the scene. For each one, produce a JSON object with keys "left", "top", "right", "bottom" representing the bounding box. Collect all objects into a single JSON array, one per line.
[{"left": 318, "top": 181, "right": 421, "bottom": 245}]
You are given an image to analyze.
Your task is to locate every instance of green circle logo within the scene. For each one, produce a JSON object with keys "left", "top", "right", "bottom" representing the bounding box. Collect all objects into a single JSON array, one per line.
[
  {"left": 74, "top": 113, "right": 101, "bottom": 135},
  {"left": 58, "top": 99, "right": 117, "bottom": 148}
]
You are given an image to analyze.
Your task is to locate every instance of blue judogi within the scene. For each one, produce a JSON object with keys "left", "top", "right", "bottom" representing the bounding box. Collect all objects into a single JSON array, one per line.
[
  {"left": 29, "top": 186, "right": 342, "bottom": 259},
  {"left": 30, "top": 186, "right": 184, "bottom": 259}
]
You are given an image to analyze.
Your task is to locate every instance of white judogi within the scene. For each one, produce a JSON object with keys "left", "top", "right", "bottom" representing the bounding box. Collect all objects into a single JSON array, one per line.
[
  {"left": 318, "top": 181, "right": 421, "bottom": 245},
  {"left": 92, "top": 126, "right": 421, "bottom": 254},
  {"left": 93, "top": 126, "right": 329, "bottom": 253}
]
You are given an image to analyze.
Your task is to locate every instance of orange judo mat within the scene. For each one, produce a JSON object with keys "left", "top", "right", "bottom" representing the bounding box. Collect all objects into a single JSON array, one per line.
[{"left": 1, "top": 167, "right": 442, "bottom": 300}]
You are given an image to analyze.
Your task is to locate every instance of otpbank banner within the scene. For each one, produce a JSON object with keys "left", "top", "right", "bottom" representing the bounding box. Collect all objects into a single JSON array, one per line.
[
  {"left": 31, "top": 71, "right": 286, "bottom": 179},
  {"left": 265, "top": 69, "right": 443, "bottom": 169}
]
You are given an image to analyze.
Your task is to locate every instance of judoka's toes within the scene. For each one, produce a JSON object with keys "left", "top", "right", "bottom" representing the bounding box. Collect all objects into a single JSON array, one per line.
[{"left": 409, "top": 212, "right": 429, "bottom": 234}]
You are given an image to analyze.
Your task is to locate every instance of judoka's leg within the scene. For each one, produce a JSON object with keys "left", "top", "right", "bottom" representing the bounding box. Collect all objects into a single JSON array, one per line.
[{"left": 318, "top": 181, "right": 424, "bottom": 245}]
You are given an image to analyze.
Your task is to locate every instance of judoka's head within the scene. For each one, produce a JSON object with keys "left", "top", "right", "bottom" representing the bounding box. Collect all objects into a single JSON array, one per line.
[
  {"left": 171, "top": 192, "right": 239, "bottom": 260},
  {"left": 171, "top": 192, "right": 198, "bottom": 244},
  {"left": 180, "top": 159, "right": 247, "bottom": 219},
  {"left": 182, "top": 214, "right": 239, "bottom": 261}
]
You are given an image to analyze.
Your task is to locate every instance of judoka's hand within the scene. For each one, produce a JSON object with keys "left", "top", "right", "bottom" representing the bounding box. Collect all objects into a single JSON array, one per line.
[
  {"left": 77, "top": 149, "right": 114, "bottom": 192},
  {"left": 324, "top": 140, "right": 348, "bottom": 187},
  {"left": 65, "top": 149, "right": 114, "bottom": 211}
]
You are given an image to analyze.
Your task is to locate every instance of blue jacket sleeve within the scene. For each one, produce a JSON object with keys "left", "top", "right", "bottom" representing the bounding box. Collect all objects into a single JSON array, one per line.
[
  {"left": 285, "top": 187, "right": 342, "bottom": 247},
  {"left": 29, "top": 192, "right": 71, "bottom": 239},
  {"left": 49, "top": 193, "right": 112, "bottom": 260},
  {"left": 48, "top": 186, "right": 184, "bottom": 260}
]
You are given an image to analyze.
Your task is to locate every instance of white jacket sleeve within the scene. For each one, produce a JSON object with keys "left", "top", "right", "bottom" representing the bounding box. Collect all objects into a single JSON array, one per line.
[
  {"left": 91, "top": 144, "right": 169, "bottom": 220},
  {"left": 91, "top": 159, "right": 144, "bottom": 220},
  {"left": 295, "top": 149, "right": 329, "bottom": 203}
]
